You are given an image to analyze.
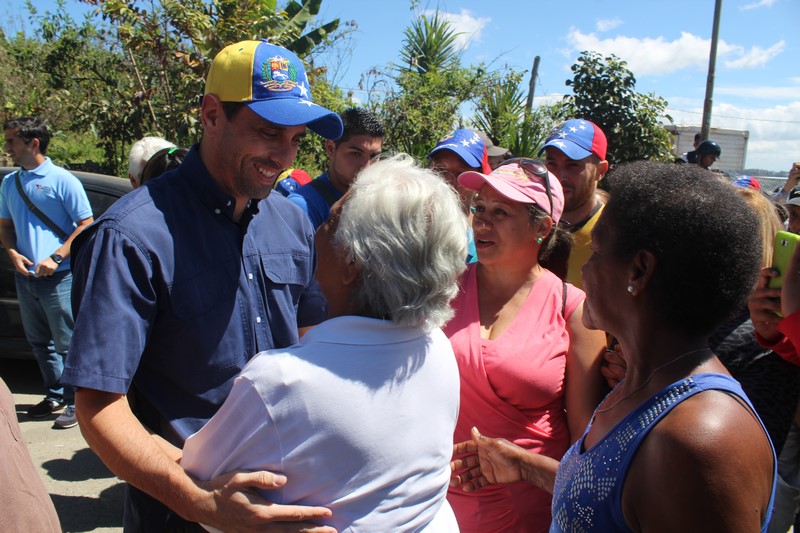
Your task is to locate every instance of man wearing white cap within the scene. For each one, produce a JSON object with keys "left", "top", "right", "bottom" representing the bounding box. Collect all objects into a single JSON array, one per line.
[{"left": 63, "top": 40, "right": 343, "bottom": 531}]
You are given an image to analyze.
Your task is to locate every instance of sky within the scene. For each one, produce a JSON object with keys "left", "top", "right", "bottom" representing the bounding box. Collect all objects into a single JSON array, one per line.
[{"left": 4, "top": 0, "right": 799, "bottom": 172}]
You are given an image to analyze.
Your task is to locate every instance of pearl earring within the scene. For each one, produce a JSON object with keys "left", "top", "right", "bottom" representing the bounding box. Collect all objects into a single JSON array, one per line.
[
  {"left": 627, "top": 284, "right": 634, "bottom": 294},
  {"left": 536, "top": 237, "right": 544, "bottom": 244}
]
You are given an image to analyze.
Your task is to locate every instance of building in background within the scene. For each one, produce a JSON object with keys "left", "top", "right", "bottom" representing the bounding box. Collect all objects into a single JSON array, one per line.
[{"left": 668, "top": 125, "right": 749, "bottom": 173}]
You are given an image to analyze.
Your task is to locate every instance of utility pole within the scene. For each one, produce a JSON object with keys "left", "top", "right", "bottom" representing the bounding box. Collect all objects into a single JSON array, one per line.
[
  {"left": 525, "top": 56, "right": 541, "bottom": 117},
  {"left": 701, "top": 0, "right": 722, "bottom": 140}
]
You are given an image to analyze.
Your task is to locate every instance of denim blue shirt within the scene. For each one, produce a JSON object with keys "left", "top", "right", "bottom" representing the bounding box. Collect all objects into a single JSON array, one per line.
[
  {"left": 286, "top": 171, "right": 343, "bottom": 229},
  {"left": 63, "top": 146, "right": 326, "bottom": 445}
]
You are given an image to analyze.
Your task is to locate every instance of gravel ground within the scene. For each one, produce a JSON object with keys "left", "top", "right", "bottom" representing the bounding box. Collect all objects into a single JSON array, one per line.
[{"left": 1, "top": 359, "right": 124, "bottom": 532}]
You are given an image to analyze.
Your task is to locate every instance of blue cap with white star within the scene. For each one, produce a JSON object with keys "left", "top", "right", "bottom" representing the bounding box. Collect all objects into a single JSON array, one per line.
[
  {"left": 428, "top": 128, "right": 487, "bottom": 169},
  {"left": 540, "top": 119, "right": 607, "bottom": 161}
]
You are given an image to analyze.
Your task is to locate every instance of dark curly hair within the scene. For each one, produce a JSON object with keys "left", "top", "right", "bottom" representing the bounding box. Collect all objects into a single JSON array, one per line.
[
  {"left": 604, "top": 161, "right": 761, "bottom": 336},
  {"left": 4, "top": 116, "right": 51, "bottom": 154},
  {"left": 336, "top": 107, "right": 384, "bottom": 145}
]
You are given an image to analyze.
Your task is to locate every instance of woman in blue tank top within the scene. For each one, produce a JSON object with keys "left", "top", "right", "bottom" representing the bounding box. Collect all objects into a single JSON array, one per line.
[{"left": 451, "top": 161, "right": 777, "bottom": 532}]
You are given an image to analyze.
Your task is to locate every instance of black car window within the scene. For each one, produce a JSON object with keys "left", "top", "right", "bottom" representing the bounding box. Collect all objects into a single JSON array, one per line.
[{"left": 84, "top": 188, "right": 124, "bottom": 219}]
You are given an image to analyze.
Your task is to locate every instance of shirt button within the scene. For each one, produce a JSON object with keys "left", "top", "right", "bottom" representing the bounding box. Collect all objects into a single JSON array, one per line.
[
  {"left": 214, "top": 208, "right": 221, "bottom": 215},
  {"left": 256, "top": 317, "right": 262, "bottom": 324},
  {"left": 247, "top": 273, "right": 253, "bottom": 280}
]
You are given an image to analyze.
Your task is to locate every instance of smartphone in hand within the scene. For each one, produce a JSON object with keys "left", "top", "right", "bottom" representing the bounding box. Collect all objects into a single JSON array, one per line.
[{"left": 770, "top": 230, "right": 800, "bottom": 290}]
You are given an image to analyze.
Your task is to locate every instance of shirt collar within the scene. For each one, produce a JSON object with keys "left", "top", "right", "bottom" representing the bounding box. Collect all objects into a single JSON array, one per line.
[
  {"left": 21, "top": 157, "right": 53, "bottom": 176},
  {"left": 181, "top": 145, "right": 261, "bottom": 223}
]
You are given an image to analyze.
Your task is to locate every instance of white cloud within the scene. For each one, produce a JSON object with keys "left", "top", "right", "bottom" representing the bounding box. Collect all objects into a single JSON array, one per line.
[
  {"left": 741, "top": 0, "right": 777, "bottom": 11},
  {"left": 596, "top": 18, "right": 622, "bottom": 32},
  {"left": 724, "top": 41, "right": 785, "bottom": 68},
  {"left": 566, "top": 29, "right": 727, "bottom": 75},
  {"left": 427, "top": 9, "right": 491, "bottom": 51},
  {"left": 565, "top": 28, "right": 784, "bottom": 75},
  {"left": 716, "top": 83, "right": 799, "bottom": 100}
]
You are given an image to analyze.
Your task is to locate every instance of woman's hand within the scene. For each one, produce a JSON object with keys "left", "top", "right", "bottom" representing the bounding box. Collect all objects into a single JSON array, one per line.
[
  {"left": 600, "top": 344, "right": 627, "bottom": 388},
  {"left": 450, "top": 427, "right": 524, "bottom": 492},
  {"left": 450, "top": 427, "right": 561, "bottom": 495},
  {"left": 748, "top": 267, "right": 783, "bottom": 343}
]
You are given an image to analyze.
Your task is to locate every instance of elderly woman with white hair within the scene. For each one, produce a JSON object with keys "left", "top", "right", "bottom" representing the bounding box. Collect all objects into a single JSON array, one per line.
[{"left": 181, "top": 154, "right": 468, "bottom": 531}]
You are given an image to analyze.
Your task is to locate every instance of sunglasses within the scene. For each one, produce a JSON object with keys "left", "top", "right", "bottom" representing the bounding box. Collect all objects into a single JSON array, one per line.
[{"left": 501, "top": 158, "right": 554, "bottom": 219}]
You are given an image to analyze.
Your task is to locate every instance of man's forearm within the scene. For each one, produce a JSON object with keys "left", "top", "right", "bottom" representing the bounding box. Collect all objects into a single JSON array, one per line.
[
  {"left": 74, "top": 389, "right": 213, "bottom": 523},
  {"left": 0, "top": 222, "right": 18, "bottom": 255},
  {"left": 54, "top": 217, "right": 93, "bottom": 259}
]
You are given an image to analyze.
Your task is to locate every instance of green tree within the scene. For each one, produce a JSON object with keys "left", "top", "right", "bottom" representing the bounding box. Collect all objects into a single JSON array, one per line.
[
  {"left": 0, "top": 11, "right": 125, "bottom": 172},
  {"left": 471, "top": 69, "right": 569, "bottom": 159},
  {"left": 2, "top": 0, "right": 351, "bottom": 175},
  {"left": 96, "top": 0, "right": 350, "bottom": 172},
  {"left": 564, "top": 51, "right": 674, "bottom": 165},
  {"left": 399, "top": 10, "right": 461, "bottom": 74},
  {"left": 372, "top": 10, "right": 486, "bottom": 159}
]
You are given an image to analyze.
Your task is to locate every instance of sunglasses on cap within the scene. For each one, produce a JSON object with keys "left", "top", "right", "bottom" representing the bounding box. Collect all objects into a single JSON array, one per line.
[{"left": 500, "top": 158, "right": 554, "bottom": 219}]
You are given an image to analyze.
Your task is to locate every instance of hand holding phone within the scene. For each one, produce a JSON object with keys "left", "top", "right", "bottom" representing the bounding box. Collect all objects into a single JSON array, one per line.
[
  {"left": 770, "top": 231, "right": 800, "bottom": 317},
  {"left": 769, "top": 231, "right": 800, "bottom": 290}
]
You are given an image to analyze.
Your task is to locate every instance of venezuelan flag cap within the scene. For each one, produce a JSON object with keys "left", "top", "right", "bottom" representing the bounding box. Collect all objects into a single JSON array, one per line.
[
  {"left": 205, "top": 39, "right": 343, "bottom": 140},
  {"left": 540, "top": 118, "right": 607, "bottom": 161}
]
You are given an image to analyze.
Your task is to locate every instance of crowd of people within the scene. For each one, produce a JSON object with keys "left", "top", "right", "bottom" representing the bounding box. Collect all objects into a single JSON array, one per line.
[{"left": 2, "top": 37, "right": 800, "bottom": 532}]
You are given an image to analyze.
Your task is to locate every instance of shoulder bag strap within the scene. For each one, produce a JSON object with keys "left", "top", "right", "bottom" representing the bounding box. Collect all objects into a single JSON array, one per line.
[
  {"left": 309, "top": 178, "right": 340, "bottom": 208},
  {"left": 14, "top": 172, "right": 69, "bottom": 241}
]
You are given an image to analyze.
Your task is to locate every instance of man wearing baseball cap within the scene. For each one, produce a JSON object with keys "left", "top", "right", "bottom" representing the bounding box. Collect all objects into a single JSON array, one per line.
[
  {"left": 63, "top": 40, "right": 342, "bottom": 531},
  {"left": 785, "top": 187, "right": 800, "bottom": 235},
  {"left": 541, "top": 118, "right": 609, "bottom": 289},
  {"left": 428, "top": 128, "right": 492, "bottom": 263}
]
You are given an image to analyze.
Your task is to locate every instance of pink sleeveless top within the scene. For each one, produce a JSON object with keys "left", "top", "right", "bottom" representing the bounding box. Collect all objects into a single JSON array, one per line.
[{"left": 444, "top": 264, "right": 584, "bottom": 533}]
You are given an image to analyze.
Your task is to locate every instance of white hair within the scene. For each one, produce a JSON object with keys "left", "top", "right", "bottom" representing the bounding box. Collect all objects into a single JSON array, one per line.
[
  {"left": 128, "top": 136, "right": 176, "bottom": 184},
  {"left": 334, "top": 153, "right": 468, "bottom": 329}
]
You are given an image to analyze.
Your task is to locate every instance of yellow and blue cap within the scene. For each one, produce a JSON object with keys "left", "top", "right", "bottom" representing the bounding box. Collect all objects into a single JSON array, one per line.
[{"left": 205, "top": 39, "right": 343, "bottom": 140}]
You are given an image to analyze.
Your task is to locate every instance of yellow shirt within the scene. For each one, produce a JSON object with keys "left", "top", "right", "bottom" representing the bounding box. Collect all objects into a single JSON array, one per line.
[{"left": 566, "top": 204, "right": 604, "bottom": 290}]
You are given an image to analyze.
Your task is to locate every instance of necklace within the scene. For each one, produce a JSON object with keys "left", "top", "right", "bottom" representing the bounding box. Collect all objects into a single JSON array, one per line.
[{"left": 594, "top": 347, "right": 712, "bottom": 414}]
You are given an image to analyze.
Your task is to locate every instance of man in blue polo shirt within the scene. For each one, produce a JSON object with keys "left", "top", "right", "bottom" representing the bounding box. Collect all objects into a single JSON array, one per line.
[
  {"left": 0, "top": 116, "right": 93, "bottom": 429},
  {"left": 62, "top": 40, "right": 343, "bottom": 531},
  {"left": 287, "top": 107, "right": 383, "bottom": 229}
]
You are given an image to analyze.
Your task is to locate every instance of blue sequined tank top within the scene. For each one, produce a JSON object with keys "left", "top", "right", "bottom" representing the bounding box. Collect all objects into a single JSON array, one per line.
[{"left": 550, "top": 373, "right": 776, "bottom": 532}]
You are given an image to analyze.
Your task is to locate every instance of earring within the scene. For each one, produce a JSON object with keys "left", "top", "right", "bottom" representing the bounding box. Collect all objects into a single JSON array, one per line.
[
  {"left": 627, "top": 284, "right": 634, "bottom": 294},
  {"left": 536, "top": 237, "right": 544, "bottom": 244}
]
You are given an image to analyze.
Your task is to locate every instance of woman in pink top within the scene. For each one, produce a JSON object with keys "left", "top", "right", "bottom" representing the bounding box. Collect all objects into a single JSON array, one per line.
[{"left": 445, "top": 160, "right": 607, "bottom": 532}]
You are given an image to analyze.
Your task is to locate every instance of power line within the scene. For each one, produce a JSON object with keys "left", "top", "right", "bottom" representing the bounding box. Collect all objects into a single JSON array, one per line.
[{"left": 666, "top": 107, "right": 800, "bottom": 124}]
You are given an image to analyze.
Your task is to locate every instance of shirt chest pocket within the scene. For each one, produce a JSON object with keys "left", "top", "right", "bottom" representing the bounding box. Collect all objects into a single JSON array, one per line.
[
  {"left": 169, "top": 258, "right": 240, "bottom": 320},
  {"left": 259, "top": 251, "right": 310, "bottom": 288}
]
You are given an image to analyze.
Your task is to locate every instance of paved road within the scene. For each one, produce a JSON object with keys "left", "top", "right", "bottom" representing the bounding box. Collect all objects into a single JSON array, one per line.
[{"left": 1, "top": 359, "right": 124, "bottom": 532}]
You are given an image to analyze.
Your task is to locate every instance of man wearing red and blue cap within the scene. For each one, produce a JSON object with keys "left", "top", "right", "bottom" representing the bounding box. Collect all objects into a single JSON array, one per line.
[
  {"left": 63, "top": 40, "right": 342, "bottom": 531},
  {"left": 541, "top": 118, "right": 609, "bottom": 289}
]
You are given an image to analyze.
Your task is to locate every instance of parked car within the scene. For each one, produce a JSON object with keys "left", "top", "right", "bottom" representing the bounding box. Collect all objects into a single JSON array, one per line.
[{"left": 0, "top": 167, "right": 132, "bottom": 359}]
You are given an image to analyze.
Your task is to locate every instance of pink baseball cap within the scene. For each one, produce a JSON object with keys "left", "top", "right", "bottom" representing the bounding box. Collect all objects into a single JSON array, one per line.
[{"left": 458, "top": 160, "right": 565, "bottom": 223}]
